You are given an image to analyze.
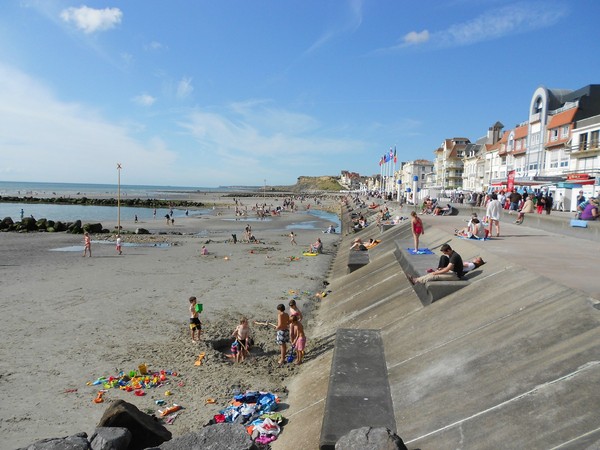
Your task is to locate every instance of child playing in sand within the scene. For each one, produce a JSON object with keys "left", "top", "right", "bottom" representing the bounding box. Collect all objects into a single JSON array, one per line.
[
  {"left": 290, "top": 316, "right": 306, "bottom": 365},
  {"left": 188, "top": 296, "right": 202, "bottom": 342},
  {"left": 288, "top": 299, "right": 303, "bottom": 321},
  {"left": 200, "top": 245, "right": 208, "bottom": 255},
  {"left": 276, "top": 304, "right": 290, "bottom": 365},
  {"left": 231, "top": 317, "right": 251, "bottom": 363},
  {"left": 289, "top": 231, "right": 297, "bottom": 245}
]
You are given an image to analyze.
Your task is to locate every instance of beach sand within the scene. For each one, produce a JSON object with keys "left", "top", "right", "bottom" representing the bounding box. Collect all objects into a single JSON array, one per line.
[{"left": 0, "top": 194, "right": 342, "bottom": 448}]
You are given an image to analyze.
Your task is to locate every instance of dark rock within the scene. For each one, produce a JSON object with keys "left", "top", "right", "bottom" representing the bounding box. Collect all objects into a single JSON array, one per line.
[
  {"left": 90, "top": 427, "right": 131, "bottom": 450},
  {"left": 157, "top": 423, "right": 256, "bottom": 450},
  {"left": 135, "top": 228, "right": 150, "bottom": 235},
  {"left": 36, "top": 218, "right": 48, "bottom": 229},
  {"left": 335, "top": 427, "right": 407, "bottom": 450},
  {"left": 97, "top": 400, "right": 171, "bottom": 450},
  {"left": 17, "top": 431, "right": 89, "bottom": 450},
  {"left": 83, "top": 223, "right": 103, "bottom": 233},
  {"left": 55, "top": 221, "right": 67, "bottom": 232},
  {"left": 20, "top": 217, "right": 38, "bottom": 231}
]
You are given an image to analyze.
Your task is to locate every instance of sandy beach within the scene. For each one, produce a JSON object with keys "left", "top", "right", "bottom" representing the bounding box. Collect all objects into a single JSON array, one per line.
[{"left": 0, "top": 193, "right": 343, "bottom": 448}]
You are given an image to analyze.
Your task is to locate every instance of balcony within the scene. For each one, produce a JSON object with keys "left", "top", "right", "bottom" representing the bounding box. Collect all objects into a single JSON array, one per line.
[{"left": 567, "top": 141, "right": 600, "bottom": 158}]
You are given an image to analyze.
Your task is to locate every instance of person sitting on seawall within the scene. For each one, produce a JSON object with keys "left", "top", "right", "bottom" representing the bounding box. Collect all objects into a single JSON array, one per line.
[
  {"left": 515, "top": 196, "right": 534, "bottom": 224},
  {"left": 429, "top": 255, "right": 485, "bottom": 273},
  {"left": 455, "top": 218, "right": 487, "bottom": 239},
  {"left": 310, "top": 238, "right": 323, "bottom": 253},
  {"left": 580, "top": 198, "right": 599, "bottom": 221},
  {"left": 323, "top": 225, "right": 336, "bottom": 234},
  {"left": 409, "top": 244, "right": 464, "bottom": 285},
  {"left": 350, "top": 238, "right": 367, "bottom": 251},
  {"left": 364, "top": 238, "right": 381, "bottom": 249}
]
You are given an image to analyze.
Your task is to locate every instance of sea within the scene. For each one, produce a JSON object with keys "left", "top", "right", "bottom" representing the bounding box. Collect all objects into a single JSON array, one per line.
[
  {"left": 0, "top": 181, "right": 340, "bottom": 227},
  {"left": 0, "top": 181, "right": 247, "bottom": 222}
]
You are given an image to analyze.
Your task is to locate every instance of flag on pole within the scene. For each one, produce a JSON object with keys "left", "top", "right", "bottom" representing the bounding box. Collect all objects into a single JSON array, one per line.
[{"left": 394, "top": 146, "right": 397, "bottom": 164}]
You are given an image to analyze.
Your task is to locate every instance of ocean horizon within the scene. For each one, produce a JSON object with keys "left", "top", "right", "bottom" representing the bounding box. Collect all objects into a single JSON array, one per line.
[{"left": 0, "top": 180, "right": 262, "bottom": 198}]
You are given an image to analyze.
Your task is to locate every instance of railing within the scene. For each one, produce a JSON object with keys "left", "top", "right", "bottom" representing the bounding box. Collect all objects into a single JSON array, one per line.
[{"left": 566, "top": 141, "right": 600, "bottom": 153}]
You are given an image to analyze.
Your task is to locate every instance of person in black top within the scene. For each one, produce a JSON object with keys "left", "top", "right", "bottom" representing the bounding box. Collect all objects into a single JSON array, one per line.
[{"left": 409, "top": 244, "right": 464, "bottom": 284}]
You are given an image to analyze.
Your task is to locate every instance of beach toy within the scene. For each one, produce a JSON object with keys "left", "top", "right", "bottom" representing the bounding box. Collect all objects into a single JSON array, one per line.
[
  {"left": 134, "top": 389, "right": 145, "bottom": 396},
  {"left": 165, "top": 390, "right": 172, "bottom": 396},
  {"left": 91, "top": 377, "right": 106, "bottom": 386},
  {"left": 138, "top": 363, "right": 148, "bottom": 375},
  {"left": 195, "top": 303, "right": 203, "bottom": 313},
  {"left": 155, "top": 399, "right": 166, "bottom": 406},
  {"left": 159, "top": 404, "right": 182, "bottom": 417},
  {"left": 93, "top": 391, "right": 104, "bottom": 403},
  {"left": 194, "top": 353, "right": 206, "bottom": 366}
]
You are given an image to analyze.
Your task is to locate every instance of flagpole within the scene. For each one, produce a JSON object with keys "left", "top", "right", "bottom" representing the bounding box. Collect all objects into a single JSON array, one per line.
[{"left": 117, "top": 163, "right": 122, "bottom": 233}]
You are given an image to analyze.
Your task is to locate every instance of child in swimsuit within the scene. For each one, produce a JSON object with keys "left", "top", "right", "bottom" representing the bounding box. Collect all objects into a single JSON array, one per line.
[
  {"left": 290, "top": 316, "right": 306, "bottom": 365},
  {"left": 188, "top": 296, "right": 202, "bottom": 342}
]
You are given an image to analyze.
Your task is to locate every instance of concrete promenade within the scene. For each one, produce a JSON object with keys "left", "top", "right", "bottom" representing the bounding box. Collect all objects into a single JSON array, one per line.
[{"left": 273, "top": 204, "right": 600, "bottom": 450}]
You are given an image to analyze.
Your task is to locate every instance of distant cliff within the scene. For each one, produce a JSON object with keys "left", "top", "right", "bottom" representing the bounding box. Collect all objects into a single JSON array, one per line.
[{"left": 287, "top": 176, "right": 343, "bottom": 192}]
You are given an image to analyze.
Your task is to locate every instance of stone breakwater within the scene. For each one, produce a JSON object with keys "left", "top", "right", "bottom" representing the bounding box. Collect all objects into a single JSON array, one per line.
[
  {"left": 0, "top": 217, "right": 110, "bottom": 234},
  {"left": 0, "top": 196, "right": 206, "bottom": 208}
]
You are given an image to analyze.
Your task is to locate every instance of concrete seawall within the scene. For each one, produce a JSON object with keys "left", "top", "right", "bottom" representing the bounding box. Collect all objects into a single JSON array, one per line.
[{"left": 273, "top": 207, "right": 600, "bottom": 449}]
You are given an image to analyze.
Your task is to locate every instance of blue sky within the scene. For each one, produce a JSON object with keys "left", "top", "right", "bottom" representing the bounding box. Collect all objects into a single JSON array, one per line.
[{"left": 1, "top": 0, "right": 599, "bottom": 187}]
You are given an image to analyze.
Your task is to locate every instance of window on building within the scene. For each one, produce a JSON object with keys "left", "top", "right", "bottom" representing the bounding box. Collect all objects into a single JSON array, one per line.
[
  {"left": 561, "top": 125, "right": 569, "bottom": 138},
  {"left": 530, "top": 132, "right": 541, "bottom": 145},
  {"left": 550, "top": 153, "right": 559, "bottom": 168},
  {"left": 559, "top": 156, "right": 569, "bottom": 168},
  {"left": 550, "top": 129, "right": 558, "bottom": 141},
  {"left": 516, "top": 140, "right": 522, "bottom": 150},
  {"left": 580, "top": 133, "right": 588, "bottom": 151},
  {"left": 528, "top": 163, "right": 538, "bottom": 170},
  {"left": 591, "top": 130, "right": 599, "bottom": 149}
]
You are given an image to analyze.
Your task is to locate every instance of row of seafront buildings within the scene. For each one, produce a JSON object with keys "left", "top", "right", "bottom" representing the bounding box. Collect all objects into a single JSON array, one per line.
[{"left": 350, "top": 84, "right": 600, "bottom": 210}]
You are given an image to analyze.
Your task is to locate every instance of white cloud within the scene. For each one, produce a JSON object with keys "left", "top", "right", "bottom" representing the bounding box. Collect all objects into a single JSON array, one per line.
[
  {"left": 60, "top": 6, "right": 123, "bottom": 34},
  {"left": 178, "top": 102, "right": 362, "bottom": 180},
  {"left": 0, "top": 63, "right": 176, "bottom": 184},
  {"left": 145, "top": 41, "right": 166, "bottom": 51},
  {"left": 176, "top": 77, "right": 193, "bottom": 100},
  {"left": 304, "top": 0, "right": 363, "bottom": 55},
  {"left": 389, "top": 1, "right": 568, "bottom": 51},
  {"left": 403, "top": 30, "right": 430, "bottom": 46},
  {"left": 133, "top": 94, "right": 156, "bottom": 107}
]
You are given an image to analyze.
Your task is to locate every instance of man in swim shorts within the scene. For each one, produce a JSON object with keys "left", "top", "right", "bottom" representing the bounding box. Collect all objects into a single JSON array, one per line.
[{"left": 276, "top": 304, "right": 290, "bottom": 365}]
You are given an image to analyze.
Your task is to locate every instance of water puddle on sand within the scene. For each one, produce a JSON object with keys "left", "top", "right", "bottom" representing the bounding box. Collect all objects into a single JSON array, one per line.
[{"left": 50, "top": 241, "right": 170, "bottom": 252}]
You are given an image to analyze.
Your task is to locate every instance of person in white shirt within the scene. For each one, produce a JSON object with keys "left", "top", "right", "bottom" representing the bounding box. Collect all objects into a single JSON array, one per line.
[{"left": 486, "top": 193, "right": 502, "bottom": 237}]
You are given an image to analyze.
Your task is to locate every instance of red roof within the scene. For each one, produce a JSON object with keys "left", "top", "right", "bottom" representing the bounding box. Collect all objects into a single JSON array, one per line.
[
  {"left": 514, "top": 125, "right": 528, "bottom": 140},
  {"left": 547, "top": 108, "right": 577, "bottom": 129}
]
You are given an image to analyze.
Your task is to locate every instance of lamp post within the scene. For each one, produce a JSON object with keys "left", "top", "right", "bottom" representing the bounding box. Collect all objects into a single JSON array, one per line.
[
  {"left": 117, "top": 163, "right": 122, "bottom": 233},
  {"left": 263, "top": 179, "right": 266, "bottom": 206}
]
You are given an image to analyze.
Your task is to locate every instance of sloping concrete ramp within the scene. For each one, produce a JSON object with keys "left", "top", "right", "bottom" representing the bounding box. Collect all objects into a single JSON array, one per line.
[
  {"left": 319, "top": 329, "right": 395, "bottom": 449},
  {"left": 273, "top": 221, "right": 600, "bottom": 450}
]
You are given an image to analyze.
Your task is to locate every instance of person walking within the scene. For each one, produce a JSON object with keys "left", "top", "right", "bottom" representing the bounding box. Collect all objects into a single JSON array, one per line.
[
  {"left": 83, "top": 232, "right": 92, "bottom": 257},
  {"left": 486, "top": 193, "right": 502, "bottom": 237}
]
